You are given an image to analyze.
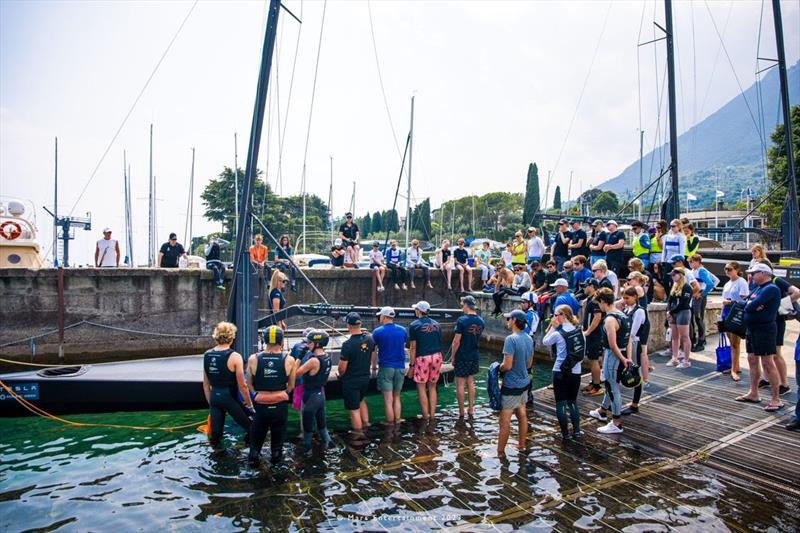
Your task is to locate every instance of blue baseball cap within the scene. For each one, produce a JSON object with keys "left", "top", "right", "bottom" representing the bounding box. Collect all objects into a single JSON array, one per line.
[{"left": 503, "top": 309, "right": 527, "bottom": 321}]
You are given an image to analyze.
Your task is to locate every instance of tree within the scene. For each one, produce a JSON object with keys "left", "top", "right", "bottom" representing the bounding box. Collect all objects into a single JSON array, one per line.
[
  {"left": 384, "top": 209, "right": 400, "bottom": 232},
  {"left": 201, "top": 166, "right": 271, "bottom": 240},
  {"left": 553, "top": 185, "right": 562, "bottom": 210},
  {"left": 522, "top": 162, "right": 541, "bottom": 225},
  {"left": 413, "top": 198, "right": 432, "bottom": 240},
  {"left": 361, "top": 213, "right": 372, "bottom": 238},
  {"left": 578, "top": 188, "right": 603, "bottom": 208},
  {"left": 591, "top": 191, "right": 620, "bottom": 214},
  {"left": 372, "top": 211, "right": 383, "bottom": 233},
  {"left": 762, "top": 104, "right": 799, "bottom": 227}
]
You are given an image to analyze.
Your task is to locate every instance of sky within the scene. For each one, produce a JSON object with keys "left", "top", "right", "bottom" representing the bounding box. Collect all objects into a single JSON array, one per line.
[{"left": 1, "top": 0, "right": 798, "bottom": 265}]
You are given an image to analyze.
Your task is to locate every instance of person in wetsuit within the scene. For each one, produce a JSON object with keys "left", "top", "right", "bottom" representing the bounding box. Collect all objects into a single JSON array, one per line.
[
  {"left": 296, "top": 329, "right": 334, "bottom": 453},
  {"left": 202, "top": 321, "right": 253, "bottom": 447},
  {"left": 542, "top": 304, "right": 584, "bottom": 439},
  {"left": 247, "top": 325, "right": 296, "bottom": 466},
  {"left": 620, "top": 287, "right": 649, "bottom": 416}
]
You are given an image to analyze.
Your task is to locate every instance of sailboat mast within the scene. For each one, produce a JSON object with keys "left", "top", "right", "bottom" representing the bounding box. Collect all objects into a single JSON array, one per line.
[
  {"left": 148, "top": 124, "right": 154, "bottom": 266},
  {"left": 664, "top": 0, "right": 680, "bottom": 222},
  {"left": 184, "top": 148, "right": 195, "bottom": 250},
  {"left": 53, "top": 137, "right": 58, "bottom": 267},
  {"left": 329, "top": 156, "right": 334, "bottom": 243},
  {"left": 772, "top": 0, "right": 799, "bottom": 253},
  {"left": 639, "top": 129, "right": 645, "bottom": 219},
  {"left": 406, "top": 96, "right": 414, "bottom": 252},
  {"left": 123, "top": 150, "right": 129, "bottom": 265},
  {"left": 234, "top": 132, "right": 239, "bottom": 241},
  {"left": 126, "top": 162, "right": 133, "bottom": 266}
]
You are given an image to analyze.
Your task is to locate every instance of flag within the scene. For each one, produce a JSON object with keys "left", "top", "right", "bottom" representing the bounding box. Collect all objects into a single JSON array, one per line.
[
  {"left": 715, "top": 190, "right": 725, "bottom": 197},
  {"left": 686, "top": 193, "right": 697, "bottom": 201}
]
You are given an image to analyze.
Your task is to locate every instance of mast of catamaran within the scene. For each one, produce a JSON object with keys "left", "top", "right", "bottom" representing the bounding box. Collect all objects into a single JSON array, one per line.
[
  {"left": 663, "top": 0, "right": 680, "bottom": 222},
  {"left": 405, "top": 96, "right": 414, "bottom": 253}
]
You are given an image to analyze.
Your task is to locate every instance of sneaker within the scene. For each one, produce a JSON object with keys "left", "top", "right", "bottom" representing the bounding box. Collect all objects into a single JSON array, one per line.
[
  {"left": 758, "top": 379, "right": 770, "bottom": 389},
  {"left": 410, "top": 284, "right": 416, "bottom": 289},
  {"left": 587, "top": 386, "right": 605, "bottom": 396},
  {"left": 581, "top": 383, "right": 594, "bottom": 393},
  {"left": 691, "top": 343, "right": 702, "bottom": 352},
  {"left": 572, "top": 430, "right": 583, "bottom": 439},
  {"left": 216, "top": 285, "right": 225, "bottom": 290},
  {"left": 394, "top": 284, "right": 400, "bottom": 290},
  {"left": 589, "top": 409, "right": 608, "bottom": 422},
  {"left": 678, "top": 361, "right": 692, "bottom": 369},
  {"left": 666, "top": 359, "right": 679, "bottom": 367},
  {"left": 621, "top": 405, "right": 639, "bottom": 416},
  {"left": 779, "top": 385, "right": 790, "bottom": 396},
  {"left": 786, "top": 419, "right": 800, "bottom": 432},
  {"left": 643, "top": 381, "right": 651, "bottom": 389},
  {"left": 401, "top": 284, "right": 408, "bottom": 290},
  {"left": 597, "top": 422, "right": 623, "bottom": 434}
]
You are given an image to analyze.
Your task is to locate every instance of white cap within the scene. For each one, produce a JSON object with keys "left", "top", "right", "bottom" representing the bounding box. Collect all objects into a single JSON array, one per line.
[
  {"left": 375, "top": 306, "right": 395, "bottom": 318},
  {"left": 606, "top": 220, "right": 618, "bottom": 227},
  {"left": 412, "top": 300, "right": 431, "bottom": 314},
  {"left": 552, "top": 278, "right": 569, "bottom": 288},
  {"left": 746, "top": 262, "right": 773, "bottom": 275},
  {"left": 102, "top": 227, "right": 112, "bottom": 233},
  {"left": 334, "top": 238, "right": 343, "bottom": 245}
]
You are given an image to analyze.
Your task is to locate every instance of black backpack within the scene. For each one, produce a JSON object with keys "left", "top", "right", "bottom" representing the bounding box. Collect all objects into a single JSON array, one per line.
[
  {"left": 607, "top": 311, "right": 631, "bottom": 354},
  {"left": 557, "top": 325, "right": 586, "bottom": 373}
]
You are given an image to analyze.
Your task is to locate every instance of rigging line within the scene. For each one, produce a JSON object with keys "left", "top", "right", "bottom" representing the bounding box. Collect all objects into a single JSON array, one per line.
[
  {"left": 647, "top": 61, "right": 668, "bottom": 187},
  {"left": 696, "top": 1, "right": 733, "bottom": 121},
  {"left": 366, "top": 0, "right": 404, "bottom": 162},
  {"left": 690, "top": 0, "right": 698, "bottom": 170},
  {"left": 549, "top": 1, "right": 613, "bottom": 183},
  {"left": 703, "top": 0, "right": 765, "bottom": 152},
  {"left": 636, "top": 0, "right": 647, "bottom": 136},
  {"left": 754, "top": 0, "right": 769, "bottom": 188},
  {"left": 652, "top": 0, "right": 661, "bottom": 173},
  {"left": 64, "top": 0, "right": 199, "bottom": 217},
  {"left": 270, "top": 16, "right": 283, "bottom": 198},
  {"left": 278, "top": 0, "right": 303, "bottom": 196},
  {"left": 299, "top": 0, "right": 328, "bottom": 196}
]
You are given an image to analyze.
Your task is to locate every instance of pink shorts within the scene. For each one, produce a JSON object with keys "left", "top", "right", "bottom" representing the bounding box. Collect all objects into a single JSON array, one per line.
[{"left": 413, "top": 353, "right": 443, "bottom": 384}]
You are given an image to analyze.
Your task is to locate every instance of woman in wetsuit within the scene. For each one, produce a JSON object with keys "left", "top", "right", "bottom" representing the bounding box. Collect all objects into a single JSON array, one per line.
[
  {"left": 296, "top": 329, "right": 334, "bottom": 453},
  {"left": 621, "top": 287, "right": 649, "bottom": 415},
  {"left": 542, "top": 304, "right": 584, "bottom": 438},
  {"left": 202, "top": 322, "right": 254, "bottom": 447},
  {"left": 269, "top": 269, "right": 288, "bottom": 330}
]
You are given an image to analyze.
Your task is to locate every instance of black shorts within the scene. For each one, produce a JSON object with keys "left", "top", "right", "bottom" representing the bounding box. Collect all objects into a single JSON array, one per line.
[
  {"left": 454, "top": 358, "right": 479, "bottom": 378},
  {"left": 776, "top": 317, "right": 786, "bottom": 346},
  {"left": 586, "top": 340, "right": 603, "bottom": 361},
  {"left": 341, "top": 378, "right": 369, "bottom": 411},
  {"left": 746, "top": 323, "right": 778, "bottom": 357}
]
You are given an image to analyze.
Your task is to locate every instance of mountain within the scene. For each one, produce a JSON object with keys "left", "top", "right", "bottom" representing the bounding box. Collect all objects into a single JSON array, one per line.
[{"left": 598, "top": 60, "right": 799, "bottom": 209}]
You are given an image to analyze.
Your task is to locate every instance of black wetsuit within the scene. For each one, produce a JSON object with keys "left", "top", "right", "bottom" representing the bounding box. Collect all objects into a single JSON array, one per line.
[
  {"left": 249, "top": 351, "right": 289, "bottom": 464},
  {"left": 204, "top": 348, "right": 251, "bottom": 446},
  {"left": 301, "top": 351, "right": 333, "bottom": 450}
]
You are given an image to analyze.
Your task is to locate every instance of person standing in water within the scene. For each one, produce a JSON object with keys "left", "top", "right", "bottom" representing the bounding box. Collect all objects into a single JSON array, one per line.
[
  {"left": 202, "top": 322, "right": 253, "bottom": 448},
  {"left": 408, "top": 301, "right": 443, "bottom": 419},
  {"left": 497, "top": 310, "right": 533, "bottom": 456},
  {"left": 338, "top": 313, "right": 375, "bottom": 434},
  {"left": 296, "top": 330, "right": 334, "bottom": 453},
  {"left": 450, "top": 295, "right": 485, "bottom": 417},
  {"left": 542, "top": 304, "right": 584, "bottom": 439},
  {"left": 246, "top": 325, "right": 296, "bottom": 466}
]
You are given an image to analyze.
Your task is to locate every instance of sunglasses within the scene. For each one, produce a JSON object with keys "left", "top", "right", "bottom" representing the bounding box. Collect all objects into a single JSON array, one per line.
[
  {"left": 346, "top": 216, "right": 353, "bottom": 219},
  {"left": 592, "top": 268, "right": 601, "bottom": 272},
  {"left": 670, "top": 224, "right": 677, "bottom": 228},
  {"left": 555, "top": 313, "right": 564, "bottom": 317},
  {"left": 724, "top": 267, "right": 734, "bottom": 271}
]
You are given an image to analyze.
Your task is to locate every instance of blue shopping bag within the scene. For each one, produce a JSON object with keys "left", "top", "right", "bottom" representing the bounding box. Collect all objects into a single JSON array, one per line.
[{"left": 716, "top": 334, "right": 732, "bottom": 373}]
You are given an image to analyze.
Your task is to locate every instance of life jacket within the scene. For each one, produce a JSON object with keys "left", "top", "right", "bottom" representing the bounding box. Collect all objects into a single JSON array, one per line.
[
  {"left": 602, "top": 311, "right": 631, "bottom": 354},
  {"left": 557, "top": 325, "right": 586, "bottom": 373},
  {"left": 632, "top": 232, "right": 650, "bottom": 258},
  {"left": 684, "top": 235, "right": 700, "bottom": 257},
  {"left": 626, "top": 303, "right": 650, "bottom": 346},
  {"left": 302, "top": 351, "right": 331, "bottom": 392},
  {"left": 204, "top": 348, "right": 237, "bottom": 388},
  {"left": 252, "top": 351, "right": 288, "bottom": 392},
  {"left": 487, "top": 362, "right": 502, "bottom": 411},
  {"left": 650, "top": 233, "right": 663, "bottom": 254}
]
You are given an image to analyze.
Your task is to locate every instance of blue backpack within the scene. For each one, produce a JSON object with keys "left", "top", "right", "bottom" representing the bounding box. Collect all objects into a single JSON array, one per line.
[{"left": 487, "top": 362, "right": 502, "bottom": 411}]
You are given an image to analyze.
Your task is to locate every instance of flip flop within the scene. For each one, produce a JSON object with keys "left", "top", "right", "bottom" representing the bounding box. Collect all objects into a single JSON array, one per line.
[
  {"left": 764, "top": 404, "right": 785, "bottom": 412},
  {"left": 735, "top": 396, "right": 761, "bottom": 404},
  {"left": 731, "top": 374, "right": 742, "bottom": 382}
]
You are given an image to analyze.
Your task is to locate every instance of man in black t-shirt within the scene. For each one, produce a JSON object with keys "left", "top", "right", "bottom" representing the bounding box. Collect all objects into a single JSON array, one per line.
[
  {"left": 338, "top": 212, "right": 360, "bottom": 267},
  {"left": 551, "top": 218, "right": 572, "bottom": 270},
  {"left": 603, "top": 220, "right": 626, "bottom": 274},
  {"left": 338, "top": 312, "right": 375, "bottom": 433},
  {"left": 568, "top": 220, "right": 589, "bottom": 258},
  {"left": 158, "top": 233, "right": 187, "bottom": 268}
]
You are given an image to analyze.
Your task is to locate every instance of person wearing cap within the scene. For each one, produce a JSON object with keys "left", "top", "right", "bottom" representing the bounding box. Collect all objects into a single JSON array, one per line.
[
  {"left": 526, "top": 227, "right": 545, "bottom": 264},
  {"left": 666, "top": 268, "right": 693, "bottom": 368},
  {"left": 571, "top": 255, "right": 592, "bottom": 288},
  {"left": 338, "top": 212, "right": 360, "bottom": 267},
  {"left": 246, "top": 325, "right": 296, "bottom": 466},
  {"left": 588, "top": 219, "right": 607, "bottom": 266},
  {"left": 550, "top": 219, "right": 572, "bottom": 271},
  {"left": 735, "top": 262, "right": 783, "bottom": 412},
  {"left": 95, "top": 227, "right": 120, "bottom": 268},
  {"left": 497, "top": 309, "right": 533, "bottom": 456},
  {"left": 553, "top": 278, "right": 580, "bottom": 315},
  {"left": 338, "top": 313, "right": 375, "bottom": 433},
  {"left": 568, "top": 220, "right": 589, "bottom": 259},
  {"left": 158, "top": 232, "right": 187, "bottom": 268},
  {"left": 408, "top": 301, "right": 443, "bottom": 418},
  {"left": 602, "top": 220, "right": 625, "bottom": 275},
  {"left": 474, "top": 240, "right": 495, "bottom": 288},
  {"left": 296, "top": 330, "right": 334, "bottom": 452},
  {"left": 369, "top": 241, "right": 387, "bottom": 291},
  {"left": 451, "top": 295, "right": 485, "bottom": 417},
  {"left": 660, "top": 219, "right": 686, "bottom": 292},
  {"left": 406, "top": 239, "right": 433, "bottom": 289},
  {"left": 204, "top": 236, "right": 225, "bottom": 289},
  {"left": 580, "top": 279, "right": 605, "bottom": 396},
  {"left": 372, "top": 306, "right": 407, "bottom": 424},
  {"left": 330, "top": 238, "right": 346, "bottom": 268},
  {"left": 688, "top": 254, "right": 719, "bottom": 352},
  {"left": 630, "top": 221, "right": 651, "bottom": 268}
]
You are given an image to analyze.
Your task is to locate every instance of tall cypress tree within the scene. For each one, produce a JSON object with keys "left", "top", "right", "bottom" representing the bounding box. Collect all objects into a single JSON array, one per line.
[
  {"left": 415, "top": 198, "right": 432, "bottom": 240},
  {"left": 362, "top": 213, "right": 372, "bottom": 237},
  {"left": 522, "top": 162, "right": 541, "bottom": 225},
  {"left": 553, "top": 185, "right": 562, "bottom": 210},
  {"left": 372, "top": 211, "right": 383, "bottom": 233}
]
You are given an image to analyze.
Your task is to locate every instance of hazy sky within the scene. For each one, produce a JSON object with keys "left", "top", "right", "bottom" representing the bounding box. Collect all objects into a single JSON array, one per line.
[{"left": 1, "top": 0, "right": 798, "bottom": 265}]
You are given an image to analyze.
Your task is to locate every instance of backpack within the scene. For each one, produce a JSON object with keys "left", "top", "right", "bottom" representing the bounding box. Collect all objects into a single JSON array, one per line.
[
  {"left": 557, "top": 325, "right": 585, "bottom": 373},
  {"left": 607, "top": 311, "right": 631, "bottom": 353},
  {"left": 487, "top": 362, "right": 502, "bottom": 411}
]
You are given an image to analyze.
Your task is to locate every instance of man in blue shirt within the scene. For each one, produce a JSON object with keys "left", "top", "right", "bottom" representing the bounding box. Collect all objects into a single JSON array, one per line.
[
  {"left": 497, "top": 309, "right": 533, "bottom": 456},
  {"left": 385, "top": 240, "right": 407, "bottom": 290},
  {"left": 552, "top": 278, "right": 580, "bottom": 315},
  {"left": 372, "top": 306, "right": 407, "bottom": 424},
  {"left": 408, "top": 301, "right": 443, "bottom": 419},
  {"left": 519, "top": 291, "right": 540, "bottom": 336},
  {"left": 735, "top": 263, "right": 783, "bottom": 412},
  {"left": 571, "top": 255, "right": 592, "bottom": 288},
  {"left": 450, "top": 295, "right": 485, "bottom": 417},
  {"left": 688, "top": 253, "right": 718, "bottom": 351}
]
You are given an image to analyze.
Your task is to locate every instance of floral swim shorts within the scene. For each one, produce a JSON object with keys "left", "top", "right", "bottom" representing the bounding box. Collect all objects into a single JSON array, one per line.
[{"left": 413, "top": 352, "right": 443, "bottom": 384}]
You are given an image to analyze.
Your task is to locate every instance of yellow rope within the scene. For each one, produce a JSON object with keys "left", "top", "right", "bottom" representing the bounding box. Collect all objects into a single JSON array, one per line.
[
  {"left": 0, "top": 378, "right": 205, "bottom": 432},
  {"left": 0, "top": 357, "right": 75, "bottom": 368}
]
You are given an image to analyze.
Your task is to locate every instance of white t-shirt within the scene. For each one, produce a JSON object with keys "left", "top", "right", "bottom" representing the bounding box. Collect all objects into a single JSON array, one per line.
[
  {"left": 406, "top": 246, "right": 423, "bottom": 265},
  {"left": 527, "top": 237, "right": 545, "bottom": 258},
  {"left": 722, "top": 277, "right": 749, "bottom": 303},
  {"left": 369, "top": 250, "right": 384, "bottom": 265},
  {"left": 96, "top": 238, "right": 118, "bottom": 267},
  {"left": 501, "top": 250, "right": 513, "bottom": 267},
  {"left": 606, "top": 270, "right": 619, "bottom": 295},
  {"left": 542, "top": 322, "right": 582, "bottom": 374}
]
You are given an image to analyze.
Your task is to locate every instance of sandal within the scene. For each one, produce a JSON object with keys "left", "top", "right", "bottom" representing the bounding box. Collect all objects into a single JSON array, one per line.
[
  {"left": 731, "top": 373, "right": 741, "bottom": 382},
  {"left": 735, "top": 396, "right": 761, "bottom": 404},
  {"left": 764, "top": 403, "right": 785, "bottom": 412}
]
